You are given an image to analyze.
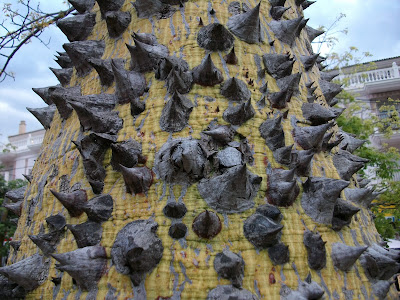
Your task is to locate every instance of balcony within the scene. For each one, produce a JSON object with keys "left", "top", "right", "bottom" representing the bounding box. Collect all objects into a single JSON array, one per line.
[
  {"left": 338, "top": 62, "right": 400, "bottom": 95},
  {"left": 0, "top": 130, "right": 45, "bottom": 159}
]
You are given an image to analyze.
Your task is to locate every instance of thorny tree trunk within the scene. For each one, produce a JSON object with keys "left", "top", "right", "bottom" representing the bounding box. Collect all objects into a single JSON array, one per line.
[{"left": 0, "top": 0, "right": 399, "bottom": 299}]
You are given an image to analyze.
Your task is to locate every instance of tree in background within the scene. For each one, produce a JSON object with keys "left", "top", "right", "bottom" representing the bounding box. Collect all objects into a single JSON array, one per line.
[
  {"left": 0, "top": 173, "right": 26, "bottom": 265},
  {"left": 312, "top": 14, "right": 400, "bottom": 240},
  {"left": 0, "top": 0, "right": 72, "bottom": 82}
]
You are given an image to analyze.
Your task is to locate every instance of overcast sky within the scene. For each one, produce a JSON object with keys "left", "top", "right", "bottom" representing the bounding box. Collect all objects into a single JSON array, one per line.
[{"left": 0, "top": 0, "right": 399, "bottom": 143}]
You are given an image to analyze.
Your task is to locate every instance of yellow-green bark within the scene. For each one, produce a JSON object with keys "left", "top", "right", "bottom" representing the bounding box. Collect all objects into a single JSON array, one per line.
[{"left": 6, "top": 0, "right": 398, "bottom": 299}]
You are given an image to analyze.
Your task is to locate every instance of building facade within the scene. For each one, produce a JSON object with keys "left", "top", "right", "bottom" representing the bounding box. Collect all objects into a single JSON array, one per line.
[
  {"left": 0, "top": 121, "right": 45, "bottom": 181},
  {"left": 337, "top": 56, "right": 400, "bottom": 179},
  {"left": 337, "top": 57, "right": 400, "bottom": 140}
]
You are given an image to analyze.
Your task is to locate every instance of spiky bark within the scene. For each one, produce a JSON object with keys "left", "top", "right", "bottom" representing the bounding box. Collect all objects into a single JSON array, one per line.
[{"left": 3, "top": 0, "right": 399, "bottom": 299}]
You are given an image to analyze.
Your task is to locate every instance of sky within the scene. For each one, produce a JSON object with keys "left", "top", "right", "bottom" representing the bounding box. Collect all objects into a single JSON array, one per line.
[{"left": 0, "top": 0, "right": 399, "bottom": 144}]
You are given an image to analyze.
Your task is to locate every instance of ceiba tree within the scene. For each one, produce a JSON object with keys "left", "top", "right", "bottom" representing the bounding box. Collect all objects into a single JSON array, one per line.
[{"left": 0, "top": 0, "right": 399, "bottom": 299}]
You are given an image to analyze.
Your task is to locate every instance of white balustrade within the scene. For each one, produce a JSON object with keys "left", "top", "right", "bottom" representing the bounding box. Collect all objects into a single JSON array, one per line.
[
  {"left": 4, "top": 133, "right": 44, "bottom": 152},
  {"left": 338, "top": 62, "right": 400, "bottom": 89}
]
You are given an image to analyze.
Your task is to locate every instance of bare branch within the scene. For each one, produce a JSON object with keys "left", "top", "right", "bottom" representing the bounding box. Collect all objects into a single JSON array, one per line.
[{"left": 0, "top": 1, "right": 74, "bottom": 82}]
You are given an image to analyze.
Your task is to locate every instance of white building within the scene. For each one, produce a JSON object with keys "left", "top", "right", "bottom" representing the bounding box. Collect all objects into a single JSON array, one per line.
[
  {"left": 0, "top": 121, "right": 45, "bottom": 181},
  {"left": 336, "top": 56, "right": 400, "bottom": 176},
  {"left": 337, "top": 56, "right": 400, "bottom": 121}
]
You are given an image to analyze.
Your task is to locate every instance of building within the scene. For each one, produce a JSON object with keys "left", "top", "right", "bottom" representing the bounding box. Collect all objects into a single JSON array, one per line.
[
  {"left": 336, "top": 56, "right": 400, "bottom": 153},
  {"left": 0, "top": 121, "right": 45, "bottom": 181}
]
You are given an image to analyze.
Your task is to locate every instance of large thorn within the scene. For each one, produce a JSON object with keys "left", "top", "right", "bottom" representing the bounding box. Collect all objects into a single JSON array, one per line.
[
  {"left": 88, "top": 58, "right": 118, "bottom": 87},
  {"left": 300, "top": 54, "right": 319, "bottom": 71},
  {"left": 360, "top": 245, "right": 400, "bottom": 280},
  {"left": 27, "top": 105, "right": 56, "bottom": 130},
  {"left": 55, "top": 51, "right": 73, "bottom": 68},
  {"left": 63, "top": 40, "right": 105, "bottom": 77},
  {"left": 267, "top": 168, "right": 299, "bottom": 207},
  {"left": 344, "top": 187, "right": 378, "bottom": 208},
  {"left": 223, "top": 99, "right": 255, "bottom": 126},
  {"left": 197, "top": 23, "right": 234, "bottom": 51},
  {"left": 198, "top": 165, "right": 261, "bottom": 213},
  {"left": 214, "top": 250, "right": 245, "bottom": 288},
  {"left": 259, "top": 116, "right": 285, "bottom": 151},
  {"left": 57, "top": 13, "right": 96, "bottom": 42},
  {"left": 333, "top": 150, "right": 368, "bottom": 181},
  {"left": 294, "top": 122, "right": 333, "bottom": 150},
  {"left": 153, "top": 139, "right": 207, "bottom": 184},
  {"left": 105, "top": 11, "right": 131, "bottom": 38},
  {"left": 227, "top": 2, "right": 262, "bottom": 44},
  {"left": 111, "top": 219, "right": 163, "bottom": 286},
  {"left": 67, "top": 221, "right": 103, "bottom": 248},
  {"left": 220, "top": 77, "right": 251, "bottom": 102},
  {"left": 276, "top": 72, "right": 301, "bottom": 96},
  {"left": 49, "top": 67, "right": 73, "bottom": 87},
  {"left": 192, "top": 210, "right": 222, "bottom": 239},
  {"left": 319, "top": 79, "right": 343, "bottom": 104},
  {"left": 163, "top": 202, "right": 187, "bottom": 219},
  {"left": 111, "top": 59, "right": 146, "bottom": 106},
  {"left": 320, "top": 71, "right": 339, "bottom": 82},
  {"left": 96, "top": 0, "right": 125, "bottom": 16},
  {"left": 111, "top": 139, "right": 144, "bottom": 171},
  {"left": 48, "top": 85, "right": 82, "bottom": 120},
  {"left": 32, "top": 87, "right": 54, "bottom": 105},
  {"left": 332, "top": 198, "right": 360, "bottom": 231},
  {"left": 224, "top": 47, "right": 238, "bottom": 65},
  {"left": 83, "top": 194, "right": 113, "bottom": 222},
  {"left": 372, "top": 280, "right": 393, "bottom": 300},
  {"left": 273, "top": 145, "right": 294, "bottom": 166},
  {"left": 0, "top": 254, "right": 50, "bottom": 291},
  {"left": 297, "top": 273, "right": 325, "bottom": 299},
  {"left": 159, "top": 91, "right": 193, "bottom": 132},
  {"left": 303, "top": 229, "right": 326, "bottom": 270},
  {"left": 339, "top": 131, "right": 366, "bottom": 153},
  {"left": 331, "top": 243, "right": 368, "bottom": 271},
  {"left": 202, "top": 125, "right": 235, "bottom": 145},
  {"left": 301, "top": 1, "right": 316, "bottom": 9},
  {"left": 244, "top": 212, "right": 283, "bottom": 249},
  {"left": 72, "top": 133, "right": 115, "bottom": 194},
  {"left": 29, "top": 229, "right": 65, "bottom": 256},
  {"left": 269, "top": 17, "right": 304, "bottom": 46},
  {"left": 68, "top": 0, "right": 95, "bottom": 14},
  {"left": 50, "top": 189, "right": 87, "bottom": 217},
  {"left": 120, "top": 165, "right": 153, "bottom": 195},
  {"left": 302, "top": 103, "right": 339, "bottom": 125},
  {"left": 192, "top": 54, "right": 224, "bottom": 86},
  {"left": 270, "top": 6, "right": 290, "bottom": 20},
  {"left": 269, "top": 0, "right": 286, "bottom": 6},
  {"left": 268, "top": 243, "right": 290, "bottom": 265},
  {"left": 3, "top": 201, "right": 23, "bottom": 217},
  {"left": 46, "top": 213, "right": 66, "bottom": 231},
  {"left": 4, "top": 186, "right": 26, "bottom": 202},
  {"left": 301, "top": 177, "right": 349, "bottom": 224},
  {"left": 132, "top": 0, "right": 177, "bottom": 19},
  {"left": 165, "top": 67, "right": 193, "bottom": 94},
  {"left": 52, "top": 245, "right": 107, "bottom": 291},
  {"left": 208, "top": 285, "right": 258, "bottom": 299},
  {"left": 126, "top": 36, "right": 169, "bottom": 73},
  {"left": 262, "top": 53, "right": 295, "bottom": 79},
  {"left": 290, "top": 149, "right": 314, "bottom": 177},
  {"left": 306, "top": 26, "right": 325, "bottom": 42},
  {"left": 68, "top": 100, "right": 123, "bottom": 134}
]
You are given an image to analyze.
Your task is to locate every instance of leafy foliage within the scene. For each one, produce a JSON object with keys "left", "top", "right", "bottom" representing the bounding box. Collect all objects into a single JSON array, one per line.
[
  {"left": 327, "top": 51, "right": 400, "bottom": 240},
  {"left": 313, "top": 14, "right": 400, "bottom": 239},
  {"left": 0, "top": 173, "right": 26, "bottom": 261}
]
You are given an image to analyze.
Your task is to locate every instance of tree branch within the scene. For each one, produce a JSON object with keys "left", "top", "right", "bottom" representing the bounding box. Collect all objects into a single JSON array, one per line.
[{"left": 0, "top": 2, "right": 74, "bottom": 82}]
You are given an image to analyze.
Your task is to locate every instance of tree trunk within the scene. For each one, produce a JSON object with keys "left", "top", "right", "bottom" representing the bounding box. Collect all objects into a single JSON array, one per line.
[{"left": 1, "top": 0, "right": 398, "bottom": 299}]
